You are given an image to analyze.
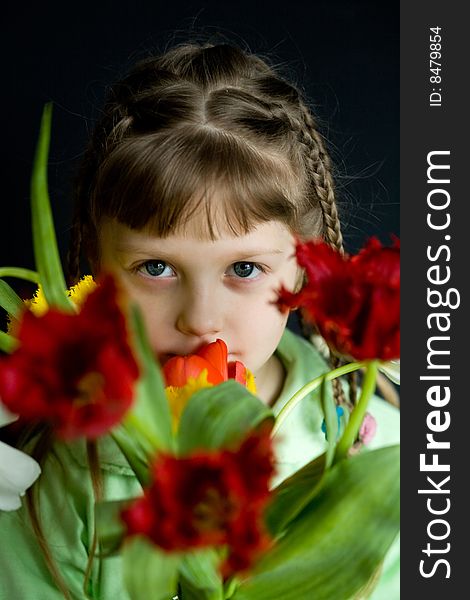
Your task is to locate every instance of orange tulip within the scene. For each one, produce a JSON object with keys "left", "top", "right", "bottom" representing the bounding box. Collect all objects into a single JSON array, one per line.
[
  {"left": 163, "top": 354, "right": 224, "bottom": 387},
  {"left": 162, "top": 339, "right": 250, "bottom": 388},
  {"left": 162, "top": 340, "right": 256, "bottom": 430}
]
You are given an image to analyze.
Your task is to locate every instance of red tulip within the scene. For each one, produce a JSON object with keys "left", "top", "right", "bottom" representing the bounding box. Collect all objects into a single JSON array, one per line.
[
  {"left": 0, "top": 275, "right": 139, "bottom": 439},
  {"left": 121, "top": 425, "right": 275, "bottom": 577},
  {"left": 278, "top": 237, "right": 400, "bottom": 361}
]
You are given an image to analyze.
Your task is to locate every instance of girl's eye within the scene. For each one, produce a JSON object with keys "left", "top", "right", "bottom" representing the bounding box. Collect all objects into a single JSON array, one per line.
[
  {"left": 230, "top": 262, "right": 264, "bottom": 279},
  {"left": 137, "top": 260, "right": 174, "bottom": 278}
]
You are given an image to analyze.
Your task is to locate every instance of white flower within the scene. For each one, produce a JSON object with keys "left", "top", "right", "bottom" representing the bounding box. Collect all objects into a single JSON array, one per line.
[
  {"left": 378, "top": 360, "right": 400, "bottom": 385},
  {"left": 0, "top": 401, "right": 41, "bottom": 511}
]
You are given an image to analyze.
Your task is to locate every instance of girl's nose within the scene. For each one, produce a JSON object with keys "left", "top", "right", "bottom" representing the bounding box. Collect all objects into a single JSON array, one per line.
[{"left": 175, "top": 289, "right": 223, "bottom": 338}]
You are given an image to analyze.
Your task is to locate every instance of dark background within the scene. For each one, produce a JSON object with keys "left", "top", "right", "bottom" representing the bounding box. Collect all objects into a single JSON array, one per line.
[{"left": 1, "top": 0, "right": 398, "bottom": 289}]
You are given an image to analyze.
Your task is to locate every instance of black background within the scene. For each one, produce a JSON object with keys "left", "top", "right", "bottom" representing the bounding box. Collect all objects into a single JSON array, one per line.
[{"left": 0, "top": 0, "right": 398, "bottom": 281}]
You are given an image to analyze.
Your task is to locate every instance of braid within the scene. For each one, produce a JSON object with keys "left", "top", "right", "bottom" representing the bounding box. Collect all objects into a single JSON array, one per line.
[
  {"left": 297, "top": 99, "right": 358, "bottom": 409},
  {"left": 298, "top": 101, "right": 343, "bottom": 252}
]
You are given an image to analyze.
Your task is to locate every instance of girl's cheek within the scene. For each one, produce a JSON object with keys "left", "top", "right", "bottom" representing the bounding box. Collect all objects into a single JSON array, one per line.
[{"left": 139, "top": 304, "right": 175, "bottom": 352}]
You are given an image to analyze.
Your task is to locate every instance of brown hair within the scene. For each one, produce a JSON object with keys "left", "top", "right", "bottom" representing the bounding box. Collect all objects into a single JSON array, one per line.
[{"left": 67, "top": 43, "right": 343, "bottom": 281}]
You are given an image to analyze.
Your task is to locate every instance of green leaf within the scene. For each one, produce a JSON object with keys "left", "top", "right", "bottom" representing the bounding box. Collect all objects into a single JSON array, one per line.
[
  {"left": 123, "top": 305, "right": 174, "bottom": 454},
  {"left": 224, "top": 578, "right": 240, "bottom": 600},
  {"left": 178, "top": 549, "right": 224, "bottom": 600},
  {"left": 30, "top": 103, "right": 71, "bottom": 311},
  {"left": 233, "top": 446, "right": 400, "bottom": 600},
  {"left": 0, "top": 330, "right": 18, "bottom": 353},
  {"left": 264, "top": 452, "right": 326, "bottom": 536},
  {"left": 0, "top": 267, "right": 40, "bottom": 284},
  {"left": 95, "top": 498, "right": 133, "bottom": 556},
  {"left": 177, "top": 380, "right": 273, "bottom": 454},
  {"left": 0, "top": 279, "right": 23, "bottom": 320},
  {"left": 122, "top": 537, "right": 180, "bottom": 600}
]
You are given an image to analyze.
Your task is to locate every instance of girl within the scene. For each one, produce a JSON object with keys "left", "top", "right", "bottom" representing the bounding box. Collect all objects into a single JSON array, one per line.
[{"left": 0, "top": 42, "right": 399, "bottom": 599}]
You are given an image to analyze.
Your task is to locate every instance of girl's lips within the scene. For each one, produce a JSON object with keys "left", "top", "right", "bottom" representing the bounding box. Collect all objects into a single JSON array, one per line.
[
  {"left": 158, "top": 350, "right": 202, "bottom": 363},
  {"left": 157, "top": 353, "right": 177, "bottom": 366}
]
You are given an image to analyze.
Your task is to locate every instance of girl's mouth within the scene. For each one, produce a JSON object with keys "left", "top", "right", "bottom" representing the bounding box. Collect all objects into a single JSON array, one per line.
[{"left": 157, "top": 353, "right": 177, "bottom": 366}]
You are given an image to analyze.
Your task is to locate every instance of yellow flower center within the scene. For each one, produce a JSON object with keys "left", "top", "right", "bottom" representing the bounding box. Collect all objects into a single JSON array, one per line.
[
  {"left": 165, "top": 370, "right": 213, "bottom": 431},
  {"left": 245, "top": 370, "right": 257, "bottom": 395},
  {"left": 26, "top": 275, "right": 97, "bottom": 317}
]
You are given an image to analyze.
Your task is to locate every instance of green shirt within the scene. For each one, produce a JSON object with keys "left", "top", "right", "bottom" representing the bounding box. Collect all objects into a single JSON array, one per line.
[{"left": 0, "top": 329, "right": 399, "bottom": 599}]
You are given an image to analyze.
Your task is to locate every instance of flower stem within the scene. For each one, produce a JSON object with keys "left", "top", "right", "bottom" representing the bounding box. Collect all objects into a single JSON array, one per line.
[
  {"left": 272, "top": 361, "right": 367, "bottom": 436},
  {"left": 333, "top": 360, "right": 378, "bottom": 464}
]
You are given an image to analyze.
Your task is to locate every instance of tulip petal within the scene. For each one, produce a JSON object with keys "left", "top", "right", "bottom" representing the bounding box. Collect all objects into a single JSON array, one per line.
[
  {"left": 228, "top": 361, "right": 247, "bottom": 385},
  {"left": 162, "top": 356, "right": 188, "bottom": 387},
  {"left": 379, "top": 360, "right": 400, "bottom": 385},
  {"left": 163, "top": 355, "right": 224, "bottom": 387},
  {"left": 197, "top": 339, "right": 228, "bottom": 380}
]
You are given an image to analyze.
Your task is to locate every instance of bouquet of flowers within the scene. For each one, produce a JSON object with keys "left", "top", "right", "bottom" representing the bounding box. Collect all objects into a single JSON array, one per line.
[{"left": 0, "top": 105, "right": 400, "bottom": 600}]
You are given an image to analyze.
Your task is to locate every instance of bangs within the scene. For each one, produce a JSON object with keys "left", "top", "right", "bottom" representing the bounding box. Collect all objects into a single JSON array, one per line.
[{"left": 90, "top": 126, "right": 302, "bottom": 239}]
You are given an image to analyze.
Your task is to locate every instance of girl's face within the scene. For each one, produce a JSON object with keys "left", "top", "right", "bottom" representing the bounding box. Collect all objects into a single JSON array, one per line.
[{"left": 97, "top": 211, "right": 300, "bottom": 404}]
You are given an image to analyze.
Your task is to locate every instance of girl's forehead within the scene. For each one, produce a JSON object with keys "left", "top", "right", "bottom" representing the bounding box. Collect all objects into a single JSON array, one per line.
[{"left": 99, "top": 217, "right": 295, "bottom": 257}]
